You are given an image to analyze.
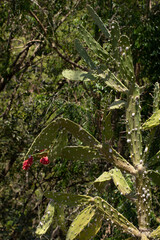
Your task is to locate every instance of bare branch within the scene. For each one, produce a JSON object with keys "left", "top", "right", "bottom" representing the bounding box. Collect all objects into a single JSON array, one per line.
[
  {"left": 54, "top": 0, "right": 81, "bottom": 31},
  {"left": 29, "top": 10, "right": 47, "bottom": 34},
  {"left": 52, "top": 42, "right": 88, "bottom": 71}
]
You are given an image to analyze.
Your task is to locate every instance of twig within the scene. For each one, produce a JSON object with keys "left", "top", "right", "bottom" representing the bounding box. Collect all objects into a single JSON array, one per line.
[
  {"left": 1, "top": 82, "right": 21, "bottom": 119},
  {"left": 54, "top": 0, "right": 81, "bottom": 31},
  {"left": 52, "top": 42, "right": 88, "bottom": 71},
  {"left": 29, "top": 10, "right": 47, "bottom": 34}
]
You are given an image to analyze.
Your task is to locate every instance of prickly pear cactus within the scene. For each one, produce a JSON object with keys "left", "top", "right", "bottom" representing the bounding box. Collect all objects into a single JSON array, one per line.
[{"left": 26, "top": 5, "right": 160, "bottom": 240}]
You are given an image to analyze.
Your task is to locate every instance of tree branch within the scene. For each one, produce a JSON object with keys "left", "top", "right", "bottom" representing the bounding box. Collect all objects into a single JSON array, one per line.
[
  {"left": 52, "top": 42, "right": 88, "bottom": 71},
  {"left": 29, "top": 10, "right": 47, "bottom": 34}
]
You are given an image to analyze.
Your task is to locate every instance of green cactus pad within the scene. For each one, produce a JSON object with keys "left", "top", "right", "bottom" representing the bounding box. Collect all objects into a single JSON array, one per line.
[
  {"left": 48, "top": 129, "right": 67, "bottom": 160},
  {"left": 101, "top": 143, "right": 137, "bottom": 175},
  {"left": 94, "top": 197, "right": 141, "bottom": 237},
  {"left": 93, "top": 172, "right": 112, "bottom": 192},
  {"left": 149, "top": 225, "right": 160, "bottom": 238},
  {"left": 26, "top": 123, "right": 59, "bottom": 157},
  {"left": 94, "top": 172, "right": 112, "bottom": 186},
  {"left": 103, "top": 112, "right": 113, "bottom": 142},
  {"left": 36, "top": 200, "right": 55, "bottom": 236},
  {"left": 87, "top": 5, "right": 110, "bottom": 39},
  {"left": 26, "top": 118, "right": 100, "bottom": 156},
  {"left": 153, "top": 82, "right": 160, "bottom": 112},
  {"left": 142, "top": 110, "right": 160, "bottom": 130},
  {"left": 79, "top": 25, "right": 110, "bottom": 61},
  {"left": 61, "top": 146, "right": 101, "bottom": 162},
  {"left": 148, "top": 150, "right": 160, "bottom": 167},
  {"left": 110, "top": 21, "right": 120, "bottom": 59},
  {"left": 74, "top": 210, "right": 103, "bottom": 240},
  {"left": 62, "top": 69, "right": 95, "bottom": 81},
  {"left": 66, "top": 205, "right": 96, "bottom": 240},
  {"left": 94, "top": 168, "right": 131, "bottom": 195},
  {"left": 109, "top": 99, "right": 126, "bottom": 110},
  {"left": 141, "top": 233, "right": 149, "bottom": 239},
  {"left": 44, "top": 192, "right": 93, "bottom": 206},
  {"left": 119, "top": 35, "right": 134, "bottom": 77},
  {"left": 147, "top": 170, "right": 160, "bottom": 187},
  {"left": 56, "top": 205, "right": 67, "bottom": 235},
  {"left": 98, "top": 70, "right": 128, "bottom": 92},
  {"left": 75, "top": 39, "right": 97, "bottom": 70},
  {"left": 111, "top": 168, "right": 132, "bottom": 195},
  {"left": 126, "top": 83, "right": 142, "bottom": 165}
]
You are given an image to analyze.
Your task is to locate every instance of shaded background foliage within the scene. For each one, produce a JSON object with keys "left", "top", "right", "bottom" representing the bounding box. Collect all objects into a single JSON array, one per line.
[{"left": 0, "top": 0, "right": 160, "bottom": 239}]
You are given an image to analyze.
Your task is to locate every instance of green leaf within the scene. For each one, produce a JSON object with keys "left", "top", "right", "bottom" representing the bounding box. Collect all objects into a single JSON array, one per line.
[
  {"left": 78, "top": 210, "right": 103, "bottom": 240},
  {"left": 61, "top": 146, "right": 101, "bottom": 162},
  {"left": 66, "top": 205, "right": 96, "bottom": 240},
  {"left": 79, "top": 25, "right": 110, "bottom": 61},
  {"left": 111, "top": 168, "right": 132, "bottom": 195},
  {"left": 142, "top": 110, "right": 160, "bottom": 130},
  {"left": 150, "top": 225, "right": 160, "bottom": 238},
  {"left": 98, "top": 69, "right": 128, "bottom": 92},
  {"left": 26, "top": 118, "right": 100, "bottom": 156},
  {"left": 147, "top": 170, "right": 160, "bottom": 187},
  {"left": 94, "top": 197, "right": 140, "bottom": 237},
  {"left": 109, "top": 99, "right": 126, "bottom": 110},
  {"left": 75, "top": 39, "right": 97, "bottom": 70},
  {"left": 44, "top": 192, "right": 93, "bottom": 206},
  {"left": 36, "top": 200, "right": 55, "bottom": 236},
  {"left": 62, "top": 69, "right": 95, "bottom": 81},
  {"left": 87, "top": 5, "right": 110, "bottom": 39}
]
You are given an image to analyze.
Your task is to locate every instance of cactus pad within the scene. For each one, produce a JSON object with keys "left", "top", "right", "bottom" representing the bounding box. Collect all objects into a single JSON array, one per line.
[
  {"left": 149, "top": 225, "right": 160, "bottom": 238},
  {"left": 44, "top": 192, "right": 93, "bottom": 206},
  {"left": 142, "top": 110, "right": 160, "bottom": 130},
  {"left": 94, "top": 196, "right": 140, "bottom": 237},
  {"left": 75, "top": 39, "right": 97, "bottom": 70},
  {"left": 66, "top": 205, "right": 96, "bottom": 240},
  {"left": 111, "top": 168, "right": 131, "bottom": 195},
  {"left": 87, "top": 5, "right": 110, "bottom": 39},
  {"left": 36, "top": 200, "right": 55, "bottom": 236},
  {"left": 109, "top": 99, "right": 126, "bottom": 110}
]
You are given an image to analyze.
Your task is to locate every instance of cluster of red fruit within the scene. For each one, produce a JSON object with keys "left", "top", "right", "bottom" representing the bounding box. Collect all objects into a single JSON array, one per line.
[{"left": 22, "top": 154, "right": 49, "bottom": 170}]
